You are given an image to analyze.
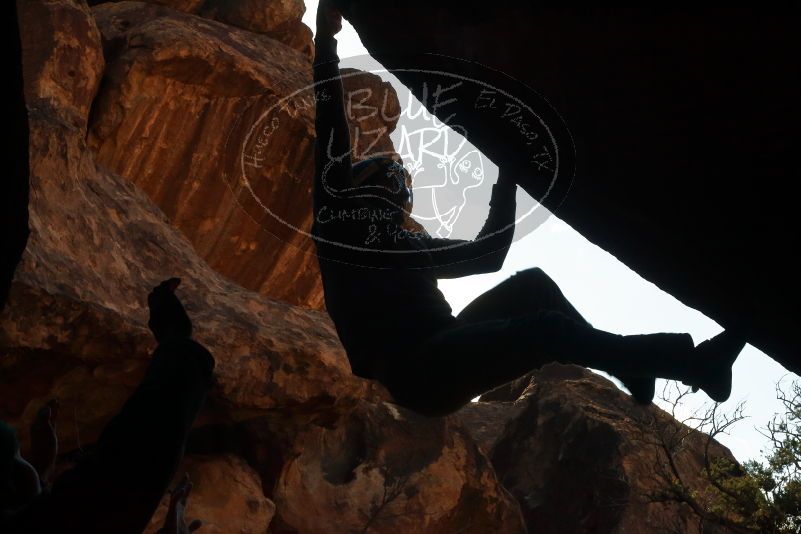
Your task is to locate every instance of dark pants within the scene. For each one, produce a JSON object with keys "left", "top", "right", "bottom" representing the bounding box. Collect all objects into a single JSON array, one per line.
[
  {"left": 5, "top": 339, "right": 214, "bottom": 534},
  {"left": 382, "top": 268, "right": 693, "bottom": 416}
]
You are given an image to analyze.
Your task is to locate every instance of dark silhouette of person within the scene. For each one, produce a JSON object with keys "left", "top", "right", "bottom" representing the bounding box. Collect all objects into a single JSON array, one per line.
[
  {"left": 1, "top": 279, "right": 212, "bottom": 533},
  {"left": 311, "top": 1, "right": 746, "bottom": 417},
  {"left": 5, "top": 5, "right": 207, "bottom": 531}
]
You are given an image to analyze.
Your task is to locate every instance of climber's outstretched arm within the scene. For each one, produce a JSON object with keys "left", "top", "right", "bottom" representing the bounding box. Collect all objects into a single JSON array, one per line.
[
  {"left": 426, "top": 168, "right": 518, "bottom": 278},
  {"left": 313, "top": 1, "right": 352, "bottom": 212}
]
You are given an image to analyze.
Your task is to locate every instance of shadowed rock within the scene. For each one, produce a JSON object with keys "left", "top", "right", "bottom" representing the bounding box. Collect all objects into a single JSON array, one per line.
[{"left": 457, "top": 364, "right": 744, "bottom": 533}]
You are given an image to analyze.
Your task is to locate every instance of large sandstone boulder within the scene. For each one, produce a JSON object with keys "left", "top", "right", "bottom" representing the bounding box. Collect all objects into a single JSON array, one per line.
[
  {"left": 331, "top": 1, "right": 801, "bottom": 374},
  {"left": 267, "top": 400, "right": 525, "bottom": 533},
  {"left": 6, "top": 0, "right": 371, "bottom": 452},
  {"left": 88, "top": 1, "right": 399, "bottom": 309},
  {"left": 3, "top": 1, "right": 526, "bottom": 531},
  {"left": 456, "top": 364, "right": 743, "bottom": 534}
]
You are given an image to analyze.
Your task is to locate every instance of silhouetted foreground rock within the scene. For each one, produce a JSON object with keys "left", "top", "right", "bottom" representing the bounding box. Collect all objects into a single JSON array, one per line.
[
  {"left": 457, "top": 364, "right": 742, "bottom": 534},
  {"left": 2, "top": 1, "right": 524, "bottom": 531},
  {"left": 332, "top": 1, "right": 801, "bottom": 374},
  {"left": 87, "top": 1, "right": 399, "bottom": 309}
]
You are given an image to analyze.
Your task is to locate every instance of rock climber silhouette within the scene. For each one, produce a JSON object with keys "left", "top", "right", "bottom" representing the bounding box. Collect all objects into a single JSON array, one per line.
[{"left": 311, "top": 0, "right": 746, "bottom": 417}]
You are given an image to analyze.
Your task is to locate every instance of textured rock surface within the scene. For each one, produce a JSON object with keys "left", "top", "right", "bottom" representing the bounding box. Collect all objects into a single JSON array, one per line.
[
  {"left": 5, "top": 0, "right": 374, "bottom": 452},
  {"left": 144, "top": 454, "right": 276, "bottom": 534},
  {"left": 88, "top": 0, "right": 313, "bottom": 56},
  {"left": 196, "top": 0, "right": 313, "bottom": 58},
  {"left": 3, "top": 2, "right": 526, "bottom": 532},
  {"left": 332, "top": 1, "right": 801, "bottom": 374},
  {"left": 87, "top": 1, "right": 398, "bottom": 309},
  {"left": 457, "top": 364, "right": 742, "bottom": 534},
  {"left": 267, "top": 400, "right": 525, "bottom": 534}
]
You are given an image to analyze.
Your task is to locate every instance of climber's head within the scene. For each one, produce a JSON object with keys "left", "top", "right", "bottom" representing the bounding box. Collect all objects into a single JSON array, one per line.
[
  {"left": 0, "top": 421, "right": 41, "bottom": 512},
  {"left": 352, "top": 157, "right": 412, "bottom": 215}
]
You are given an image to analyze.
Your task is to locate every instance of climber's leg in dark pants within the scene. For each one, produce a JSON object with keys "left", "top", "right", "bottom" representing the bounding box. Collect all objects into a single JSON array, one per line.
[
  {"left": 456, "top": 267, "right": 590, "bottom": 325},
  {"left": 455, "top": 267, "right": 655, "bottom": 403},
  {"left": 382, "top": 290, "right": 695, "bottom": 417}
]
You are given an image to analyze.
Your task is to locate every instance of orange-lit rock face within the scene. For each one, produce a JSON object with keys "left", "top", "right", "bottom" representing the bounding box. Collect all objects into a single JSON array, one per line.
[
  {"left": 6, "top": 0, "right": 377, "bottom": 450},
  {"left": 87, "top": 2, "right": 400, "bottom": 308},
  {"left": 144, "top": 454, "right": 276, "bottom": 534},
  {"left": 196, "top": 0, "right": 314, "bottom": 58}
]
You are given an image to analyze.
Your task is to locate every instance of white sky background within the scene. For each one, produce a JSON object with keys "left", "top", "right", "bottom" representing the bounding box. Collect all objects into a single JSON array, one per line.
[{"left": 302, "top": 1, "right": 798, "bottom": 463}]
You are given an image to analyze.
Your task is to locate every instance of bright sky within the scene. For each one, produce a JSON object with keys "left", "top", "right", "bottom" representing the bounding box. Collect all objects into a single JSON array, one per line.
[{"left": 302, "top": 1, "right": 798, "bottom": 463}]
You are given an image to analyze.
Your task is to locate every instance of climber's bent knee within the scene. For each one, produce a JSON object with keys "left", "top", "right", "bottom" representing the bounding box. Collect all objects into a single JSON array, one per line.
[{"left": 508, "top": 267, "right": 554, "bottom": 288}]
